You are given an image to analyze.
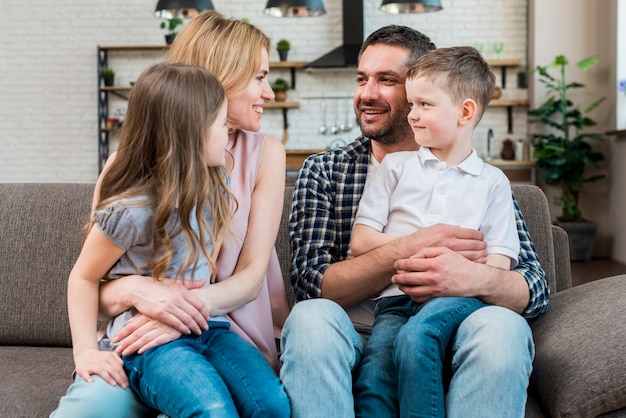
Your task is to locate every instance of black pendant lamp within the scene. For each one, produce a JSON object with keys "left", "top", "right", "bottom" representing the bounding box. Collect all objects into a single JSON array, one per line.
[
  {"left": 154, "top": 0, "right": 214, "bottom": 19},
  {"left": 380, "top": 0, "right": 442, "bottom": 14},
  {"left": 264, "top": 0, "right": 326, "bottom": 17}
]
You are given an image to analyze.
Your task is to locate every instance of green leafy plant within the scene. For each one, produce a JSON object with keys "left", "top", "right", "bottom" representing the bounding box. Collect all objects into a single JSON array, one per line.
[
  {"left": 529, "top": 55, "right": 606, "bottom": 222},
  {"left": 276, "top": 39, "right": 291, "bottom": 52},
  {"left": 102, "top": 67, "right": 115, "bottom": 80},
  {"left": 160, "top": 17, "right": 184, "bottom": 36},
  {"left": 270, "top": 77, "right": 290, "bottom": 92}
]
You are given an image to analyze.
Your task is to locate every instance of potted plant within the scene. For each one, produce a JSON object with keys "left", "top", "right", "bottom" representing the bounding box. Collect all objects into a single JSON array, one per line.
[
  {"left": 271, "top": 77, "right": 290, "bottom": 102},
  {"left": 102, "top": 67, "right": 115, "bottom": 86},
  {"left": 276, "top": 39, "right": 290, "bottom": 61},
  {"left": 528, "top": 54, "right": 606, "bottom": 261},
  {"left": 160, "top": 17, "right": 183, "bottom": 44}
]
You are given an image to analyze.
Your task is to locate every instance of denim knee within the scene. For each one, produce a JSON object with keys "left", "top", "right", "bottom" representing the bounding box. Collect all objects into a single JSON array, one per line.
[{"left": 50, "top": 375, "right": 151, "bottom": 418}]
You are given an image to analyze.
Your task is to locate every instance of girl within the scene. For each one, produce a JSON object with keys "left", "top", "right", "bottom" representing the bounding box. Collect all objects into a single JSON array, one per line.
[{"left": 67, "top": 62, "right": 289, "bottom": 418}]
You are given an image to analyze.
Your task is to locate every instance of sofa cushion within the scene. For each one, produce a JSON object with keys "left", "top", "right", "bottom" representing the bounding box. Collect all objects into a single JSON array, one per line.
[
  {"left": 0, "top": 346, "right": 74, "bottom": 416},
  {"left": 529, "top": 275, "right": 626, "bottom": 417},
  {"left": 0, "top": 183, "right": 93, "bottom": 346}
]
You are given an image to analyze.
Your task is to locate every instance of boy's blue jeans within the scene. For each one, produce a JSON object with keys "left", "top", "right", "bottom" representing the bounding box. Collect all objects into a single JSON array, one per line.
[
  {"left": 123, "top": 321, "right": 290, "bottom": 418},
  {"left": 354, "top": 295, "right": 486, "bottom": 417}
]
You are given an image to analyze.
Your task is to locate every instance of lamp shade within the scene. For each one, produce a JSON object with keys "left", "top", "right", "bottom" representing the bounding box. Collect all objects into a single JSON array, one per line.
[
  {"left": 380, "top": 0, "right": 442, "bottom": 13},
  {"left": 264, "top": 0, "right": 326, "bottom": 17},
  {"left": 154, "top": 0, "right": 214, "bottom": 19}
]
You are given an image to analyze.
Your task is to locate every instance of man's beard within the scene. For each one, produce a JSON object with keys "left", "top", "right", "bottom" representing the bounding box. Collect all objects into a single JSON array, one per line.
[{"left": 357, "top": 102, "right": 412, "bottom": 146}]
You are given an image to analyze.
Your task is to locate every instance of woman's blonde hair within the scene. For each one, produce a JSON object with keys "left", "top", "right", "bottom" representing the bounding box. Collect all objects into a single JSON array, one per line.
[
  {"left": 96, "top": 62, "right": 233, "bottom": 282},
  {"left": 167, "top": 11, "right": 271, "bottom": 99}
]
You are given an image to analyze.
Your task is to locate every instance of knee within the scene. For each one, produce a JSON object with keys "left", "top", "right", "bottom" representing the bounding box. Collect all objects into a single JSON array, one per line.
[
  {"left": 51, "top": 375, "right": 147, "bottom": 418},
  {"left": 257, "top": 387, "right": 291, "bottom": 418},
  {"left": 282, "top": 299, "right": 359, "bottom": 353},
  {"left": 453, "top": 307, "right": 534, "bottom": 375}
]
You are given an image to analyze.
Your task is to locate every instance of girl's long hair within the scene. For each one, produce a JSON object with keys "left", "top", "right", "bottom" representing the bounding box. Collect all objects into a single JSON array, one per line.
[{"left": 96, "top": 62, "right": 233, "bottom": 282}]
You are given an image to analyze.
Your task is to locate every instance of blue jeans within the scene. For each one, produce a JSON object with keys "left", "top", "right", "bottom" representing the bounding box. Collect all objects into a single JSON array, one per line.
[
  {"left": 280, "top": 299, "right": 534, "bottom": 418},
  {"left": 123, "top": 321, "right": 290, "bottom": 418},
  {"left": 50, "top": 375, "right": 154, "bottom": 418},
  {"left": 354, "top": 295, "right": 487, "bottom": 417}
]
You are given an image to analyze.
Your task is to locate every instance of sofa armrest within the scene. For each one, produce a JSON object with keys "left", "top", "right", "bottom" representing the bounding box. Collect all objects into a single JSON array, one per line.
[
  {"left": 551, "top": 225, "right": 572, "bottom": 292},
  {"left": 529, "top": 275, "right": 626, "bottom": 417}
]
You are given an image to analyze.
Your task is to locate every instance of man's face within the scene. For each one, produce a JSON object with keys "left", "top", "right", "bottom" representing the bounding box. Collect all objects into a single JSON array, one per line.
[{"left": 354, "top": 44, "right": 414, "bottom": 146}]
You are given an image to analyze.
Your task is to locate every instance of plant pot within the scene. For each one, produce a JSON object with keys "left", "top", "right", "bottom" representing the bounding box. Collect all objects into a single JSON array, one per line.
[
  {"left": 555, "top": 220, "right": 597, "bottom": 262},
  {"left": 103, "top": 77, "right": 114, "bottom": 87},
  {"left": 165, "top": 34, "right": 176, "bottom": 45},
  {"left": 278, "top": 50, "right": 288, "bottom": 61},
  {"left": 274, "top": 91, "right": 287, "bottom": 102}
]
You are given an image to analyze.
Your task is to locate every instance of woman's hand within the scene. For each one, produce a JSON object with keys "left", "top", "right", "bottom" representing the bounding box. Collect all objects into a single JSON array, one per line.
[
  {"left": 113, "top": 313, "right": 184, "bottom": 356},
  {"left": 101, "top": 275, "right": 210, "bottom": 335},
  {"left": 74, "top": 348, "right": 128, "bottom": 388}
]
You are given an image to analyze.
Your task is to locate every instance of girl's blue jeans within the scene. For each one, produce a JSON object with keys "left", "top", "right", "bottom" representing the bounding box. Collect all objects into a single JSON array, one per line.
[{"left": 122, "top": 321, "right": 290, "bottom": 418}]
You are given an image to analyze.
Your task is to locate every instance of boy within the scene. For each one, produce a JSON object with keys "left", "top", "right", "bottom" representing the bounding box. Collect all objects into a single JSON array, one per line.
[{"left": 350, "top": 46, "right": 520, "bottom": 416}]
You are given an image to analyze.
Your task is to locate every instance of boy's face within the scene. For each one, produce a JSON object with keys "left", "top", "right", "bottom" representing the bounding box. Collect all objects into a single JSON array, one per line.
[{"left": 405, "top": 75, "right": 461, "bottom": 150}]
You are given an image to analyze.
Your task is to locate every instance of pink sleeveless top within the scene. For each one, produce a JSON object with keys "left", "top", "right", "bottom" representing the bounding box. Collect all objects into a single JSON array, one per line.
[{"left": 216, "top": 130, "right": 290, "bottom": 372}]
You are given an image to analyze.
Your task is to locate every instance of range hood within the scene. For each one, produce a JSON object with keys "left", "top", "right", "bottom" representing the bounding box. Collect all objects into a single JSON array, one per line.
[{"left": 306, "top": 0, "right": 363, "bottom": 68}]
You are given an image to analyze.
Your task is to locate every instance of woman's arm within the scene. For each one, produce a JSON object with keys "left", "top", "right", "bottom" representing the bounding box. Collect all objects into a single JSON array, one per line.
[{"left": 190, "top": 134, "right": 286, "bottom": 316}]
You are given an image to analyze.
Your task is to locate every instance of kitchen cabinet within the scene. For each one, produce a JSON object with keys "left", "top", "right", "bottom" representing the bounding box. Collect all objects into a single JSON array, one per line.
[{"left": 97, "top": 44, "right": 306, "bottom": 171}]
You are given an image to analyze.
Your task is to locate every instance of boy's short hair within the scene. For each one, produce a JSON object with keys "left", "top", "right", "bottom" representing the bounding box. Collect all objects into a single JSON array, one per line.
[{"left": 407, "top": 46, "right": 495, "bottom": 122}]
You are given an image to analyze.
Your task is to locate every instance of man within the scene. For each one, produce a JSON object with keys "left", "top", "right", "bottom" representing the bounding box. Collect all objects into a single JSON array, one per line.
[{"left": 279, "top": 25, "right": 549, "bottom": 418}]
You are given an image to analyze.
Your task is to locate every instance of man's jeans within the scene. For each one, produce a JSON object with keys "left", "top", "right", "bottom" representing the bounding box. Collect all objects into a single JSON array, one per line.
[
  {"left": 280, "top": 298, "right": 534, "bottom": 418},
  {"left": 124, "top": 321, "right": 290, "bottom": 418}
]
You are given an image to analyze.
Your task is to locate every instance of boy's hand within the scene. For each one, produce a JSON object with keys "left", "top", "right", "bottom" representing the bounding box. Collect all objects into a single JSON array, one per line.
[{"left": 74, "top": 348, "right": 128, "bottom": 388}]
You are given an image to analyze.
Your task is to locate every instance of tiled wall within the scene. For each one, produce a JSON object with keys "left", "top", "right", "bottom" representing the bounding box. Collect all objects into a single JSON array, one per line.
[{"left": 0, "top": 0, "right": 528, "bottom": 182}]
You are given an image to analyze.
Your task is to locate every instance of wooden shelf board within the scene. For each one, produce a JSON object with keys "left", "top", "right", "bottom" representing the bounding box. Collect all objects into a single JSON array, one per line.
[
  {"left": 266, "top": 101, "right": 300, "bottom": 109},
  {"left": 270, "top": 61, "right": 308, "bottom": 69},
  {"left": 488, "top": 99, "right": 529, "bottom": 107},
  {"left": 486, "top": 59, "right": 521, "bottom": 67}
]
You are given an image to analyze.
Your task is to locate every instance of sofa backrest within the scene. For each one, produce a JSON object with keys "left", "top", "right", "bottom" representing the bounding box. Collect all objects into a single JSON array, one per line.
[
  {"left": 0, "top": 183, "right": 569, "bottom": 347},
  {"left": 276, "top": 184, "right": 571, "bottom": 302},
  {"left": 0, "top": 183, "right": 94, "bottom": 347}
]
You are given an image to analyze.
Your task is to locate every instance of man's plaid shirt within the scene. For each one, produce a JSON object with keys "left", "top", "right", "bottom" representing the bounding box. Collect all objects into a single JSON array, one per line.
[{"left": 288, "top": 136, "right": 549, "bottom": 319}]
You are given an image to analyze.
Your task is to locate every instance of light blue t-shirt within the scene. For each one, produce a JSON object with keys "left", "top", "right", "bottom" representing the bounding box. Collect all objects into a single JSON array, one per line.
[{"left": 94, "top": 195, "right": 226, "bottom": 351}]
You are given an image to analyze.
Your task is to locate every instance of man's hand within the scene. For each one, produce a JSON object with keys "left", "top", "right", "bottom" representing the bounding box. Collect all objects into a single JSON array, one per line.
[
  {"left": 392, "top": 247, "right": 487, "bottom": 303},
  {"left": 125, "top": 277, "right": 210, "bottom": 335},
  {"left": 405, "top": 224, "right": 487, "bottom": 262},
  {"left": 113, "top": 313, "right": 183, "bottom": 356},
  {"left": 74, "top": 348, "right": 128, "bottom": 388}
]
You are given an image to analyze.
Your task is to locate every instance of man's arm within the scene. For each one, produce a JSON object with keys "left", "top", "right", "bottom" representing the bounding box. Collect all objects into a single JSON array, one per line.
[
  {"left": 290, "top": 154, "right": 487, "bottom": 309},
  {"left": 393, "top": 196, "right": 550, "bottom": 318}
]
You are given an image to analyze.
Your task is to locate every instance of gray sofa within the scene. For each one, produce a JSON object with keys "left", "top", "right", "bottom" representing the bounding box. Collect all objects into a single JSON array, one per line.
[{"left": 1, "top": 183, "right": 625, "bottom": 417}]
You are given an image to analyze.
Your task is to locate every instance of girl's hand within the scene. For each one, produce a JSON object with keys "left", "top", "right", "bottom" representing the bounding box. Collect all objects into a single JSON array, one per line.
[
  {"left": 113, "top": 313, "right": 184, "bottom": 356},
  {"left": 74, "top": 348, "right": 128, "bottom": 388}
]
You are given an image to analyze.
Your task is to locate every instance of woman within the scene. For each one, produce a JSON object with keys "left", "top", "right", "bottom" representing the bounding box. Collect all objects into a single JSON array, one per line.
[{"left": 51, "top": 11, "right": 290, "bottom": 417}]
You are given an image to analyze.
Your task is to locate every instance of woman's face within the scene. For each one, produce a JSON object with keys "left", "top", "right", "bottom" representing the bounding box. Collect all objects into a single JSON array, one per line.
[{"left": 226, "top": 48, "right": 274, "bottom": 132}]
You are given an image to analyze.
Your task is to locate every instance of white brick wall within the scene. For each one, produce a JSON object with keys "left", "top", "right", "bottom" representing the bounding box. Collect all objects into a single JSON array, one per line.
[{"left": 0, "top": 0, "right": 528, "bottom": 182}]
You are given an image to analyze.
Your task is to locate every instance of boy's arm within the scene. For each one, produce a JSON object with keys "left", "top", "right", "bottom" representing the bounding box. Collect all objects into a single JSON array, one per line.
[{"left": 350, "top": 223, "right": 398, "bottom": 256}]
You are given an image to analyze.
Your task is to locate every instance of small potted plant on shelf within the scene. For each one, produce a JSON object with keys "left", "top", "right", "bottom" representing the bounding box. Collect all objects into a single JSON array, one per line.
[
  {"left": 271, "top": 77, "right": 290, "bottom": 101},
  {"left": 276, "top": 39, "right": 290, "bottom": 61},
  {"left": 161, "top": 17, "right": 184, "bottom": 44},
  {"left": 102, "top": 67, "right": 115, "bottom": 86},
  {"left": 528, "top": 54, "right": 606, "bottom": 261}
]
